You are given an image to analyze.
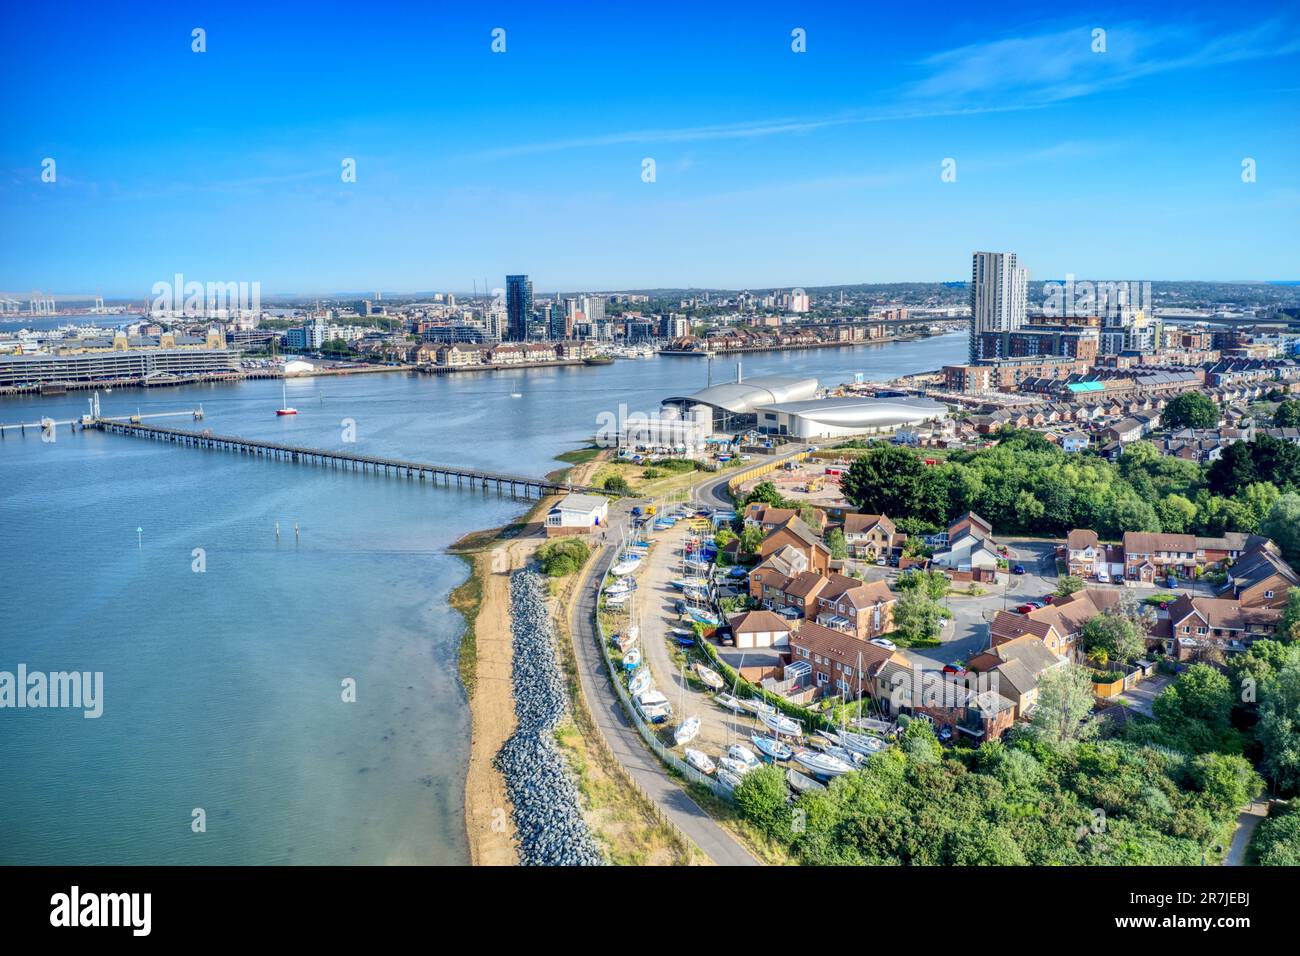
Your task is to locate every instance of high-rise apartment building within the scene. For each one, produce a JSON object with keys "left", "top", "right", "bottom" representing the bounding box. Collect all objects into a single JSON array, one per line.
[
  {"left": 970, "top": 252, "right": 1028, "bottom": 362},
  {"left": 505, "top": 274, "right": 532, "bottom": 341}
]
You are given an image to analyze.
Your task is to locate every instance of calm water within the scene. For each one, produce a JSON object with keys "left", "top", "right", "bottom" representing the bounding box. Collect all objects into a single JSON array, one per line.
[{"left": 0, "top": 331, "right": 965, "bottom": 864}]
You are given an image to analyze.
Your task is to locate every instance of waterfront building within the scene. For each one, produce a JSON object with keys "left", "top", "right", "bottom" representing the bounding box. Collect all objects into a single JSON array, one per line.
[
  {"left": 505, "top": 274, "right": 532, "bottom": 342},
  {"left": 970, "top": 251, "right": 1028, "bottom": 363},
  {"left": 544, "top": 493, "right": 609, "bottom": 536},
  {"left": 0, "top": 347, "right": 239, "bottom": 386}
]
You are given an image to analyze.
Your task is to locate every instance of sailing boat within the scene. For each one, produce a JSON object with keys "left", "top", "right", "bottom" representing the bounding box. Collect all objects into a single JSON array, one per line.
[
  {"left": 673, "top": 662, "right": 700, "bottom": 747},
  {"left": 275, "top": 378, "right": 297, "bottom": 416}
]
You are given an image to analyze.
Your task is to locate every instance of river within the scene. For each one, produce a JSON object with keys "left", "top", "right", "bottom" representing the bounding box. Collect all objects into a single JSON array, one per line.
[{"left": 0, "top": 330, "right": 965, "bottom": 864}]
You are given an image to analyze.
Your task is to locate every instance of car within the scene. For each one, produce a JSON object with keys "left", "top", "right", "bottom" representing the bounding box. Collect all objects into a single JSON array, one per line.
[
  {"left": 1012, "top": 564, "right": 1027, "bottom": 575},
  {"left": 1016, "top": 603, "right": 1036, "bottom": 614},
  {"left": 1027, "top": 600, "right": 1046, "bottom": 609},
  {"left": 875, "top": 558, "right": 887, "bottom": 566},
  {"left": 1043, "top": 595, "right": 1055, "bottom": 605},
  {"left": 1168, "top": 578, "right": 1180, "bottom": 589},
  {"left": 869, "top": 638, "right": 897, "bottom": 650},
  {"left": 942, "top": 661, "right": 967, "bottom": 676}
]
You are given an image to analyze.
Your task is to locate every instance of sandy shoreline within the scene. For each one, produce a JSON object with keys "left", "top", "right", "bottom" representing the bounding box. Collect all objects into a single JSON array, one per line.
[{"left": 457, "top": 455, "right": 603, "bottom": 866}]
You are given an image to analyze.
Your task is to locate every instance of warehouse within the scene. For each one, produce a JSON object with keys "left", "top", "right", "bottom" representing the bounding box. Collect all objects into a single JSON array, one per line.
[{"left": 754, "top": 395, "right": 949, "bottom": 439}]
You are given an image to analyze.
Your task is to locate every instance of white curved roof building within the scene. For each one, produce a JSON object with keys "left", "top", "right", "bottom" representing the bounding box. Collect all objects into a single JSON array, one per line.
[
  {"left": 663, "top": 375, "right": 819, "bottom": 431},
  {"left": 756, "top": 396, "right": 948, "bottom": 439}
]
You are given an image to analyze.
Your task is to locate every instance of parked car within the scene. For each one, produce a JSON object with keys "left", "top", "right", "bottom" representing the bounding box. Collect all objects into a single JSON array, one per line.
[
  {"left": 1168, "top": 577, "right": 1180, "bottom": 589},
  {"left": 942, "top": 661, "right": 967, "bottom": 676},
  {"left": 1043, "top": 595, "right": 1055, "bottom": 604},
  {"left": 1016, "top": 603, "right": 1036, "bottom": 614},
  {"left": 1027, "top": 600, "right": 1046, "bottom": 609},
  {"left": 869, "top": 638, "right": 897, "bottom": 650},
  {"left": 1012, "top": 564, "right": 1027, "bottom": 575}
]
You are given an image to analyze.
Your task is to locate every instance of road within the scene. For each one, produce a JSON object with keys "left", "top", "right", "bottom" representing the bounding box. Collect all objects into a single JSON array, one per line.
[{"left": 568, "top": 510, "right": 759, "bottom": 866}]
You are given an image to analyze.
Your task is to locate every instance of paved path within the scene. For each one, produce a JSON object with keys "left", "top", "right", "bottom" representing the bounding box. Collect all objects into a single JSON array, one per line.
[
  {"left": 568, "top": 519, "right": 759, "bottom": 866},
  {"left": 1225, "top": 801, "right": 1269, "bottom": 866}
]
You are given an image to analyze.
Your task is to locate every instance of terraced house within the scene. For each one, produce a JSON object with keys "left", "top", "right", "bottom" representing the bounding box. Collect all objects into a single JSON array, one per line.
[
  {"left": 1220, "top": 544, "right": 1299, "bottom": 609},
  {"left": 1159, "top": 595, "right": 1281, "bottom": 660},
  {"left": 812, "top": 576, "right": 897, "bottom": 640}
]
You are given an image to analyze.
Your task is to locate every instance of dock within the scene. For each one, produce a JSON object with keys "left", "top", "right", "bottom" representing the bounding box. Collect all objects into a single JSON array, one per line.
[{"left": 91, "top": 419, "right": 616, "bottom": 500}]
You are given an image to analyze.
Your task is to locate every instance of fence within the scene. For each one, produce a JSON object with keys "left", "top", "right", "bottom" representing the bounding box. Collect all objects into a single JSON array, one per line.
[
  {"left": 592, "top": 557, "right": 734, "bottom": 802},
  {"left": 725, "top": 451, "right": 812, "bottom": 497}
]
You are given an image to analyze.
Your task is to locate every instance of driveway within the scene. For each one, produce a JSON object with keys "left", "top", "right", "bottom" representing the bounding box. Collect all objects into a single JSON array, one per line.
[{"left": 1116, "top": 674, "right": 1170, "bottom": 718}]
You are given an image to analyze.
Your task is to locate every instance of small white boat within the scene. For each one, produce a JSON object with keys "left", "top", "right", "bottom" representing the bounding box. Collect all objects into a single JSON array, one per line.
[
  {"left": 794, "top": 749, "right": 855, "bottom": 778},
  {"left": 610, "top": 554, "right": 642, "bottom": 576},
  {"left": 727, "top": 744, "right": 760, "bottom": 769},
  {"left": 810, "top": 738, "right": 862, "bottom": 766},
  {"left": 628, "top": 669, "right": 652, "bottom": 696},
  {"left": 604, "top": 592, "right": 630, "bottom": 608},
  {"left": 718, "top": 756, "right": 752, "bottom": 777},
  {"left": 762, "top": 712, "right": 801, "bottom": 737},
  {"left": 736, "top": 697, "right": 775, "bottom": 718},
  {"left": 836, "top": 730, "right": 888, "bottom": 757},
  {"left": 636, "top": 689, "right": 672, "bottom": 723},
  {"left": 714, "top": 693, "right": 747, "bottom": 713},
  {"left": 623, "top": 648, "right": 641, "bottom": 669},
  {"left": 751, "top": 734, "right": 793, "bottom": 762},
  {"left": 510, "top": 392, "right": 522, "bottom": 398},
  {"left": 716, "top": 769, "right": 744, "bottom": 791},
  {"left": 613, "top": 631, "right": 638, "bottom": 652},
  {"left": 673, "top": 715, "right": 701, "bottom": 747},
  {"left": 604, "top": 580, "right": 634, "bottom": 596},
  {"left": 692, "top": 663, "right": 725, "bottom": 690},
  {"left": 683, "top": 749, "right": 716, "bottom": 775}
]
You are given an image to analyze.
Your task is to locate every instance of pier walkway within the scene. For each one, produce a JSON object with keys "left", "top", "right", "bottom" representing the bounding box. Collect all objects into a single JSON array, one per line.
[{"left": 92, "top": 419, "right": 614, "bottom": 500}]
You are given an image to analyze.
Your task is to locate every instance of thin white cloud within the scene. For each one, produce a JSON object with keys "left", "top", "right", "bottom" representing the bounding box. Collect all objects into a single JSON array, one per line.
[{"left": 466, "top": 16, "right": 1299, "bottom": 161}]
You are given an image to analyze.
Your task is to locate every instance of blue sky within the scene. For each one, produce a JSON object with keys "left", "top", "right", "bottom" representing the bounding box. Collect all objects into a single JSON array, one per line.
[{"left": 1, "top": 1, "right": 1297, "bottom": 296}]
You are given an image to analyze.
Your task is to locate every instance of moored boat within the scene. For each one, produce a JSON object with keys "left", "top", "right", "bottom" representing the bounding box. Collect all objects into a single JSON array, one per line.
[
  {"left": 718, "top": 756, "right": 752, "bottom": 777},
  {"left": 716, "top": 769, "right": 744, "bottom": 791},
  {"left": 762, "top": 711, "right": 801, "bottom": 737},
  {"left": 794, "top": 749, "right": 855, "bottom": 778},
  {"left": 751, "top": 733, "right": 793, "bottom": 761},
  {"left": 673, "top": 715, "right": 701, "bottom": 747},
  {"left": 713, "top": 692, "right": 747, "bottom": 713},
  {"left": 683, "top": 749, "right": 716, "bottom": 775},
  {"left": 628, "top": 669, "right": 652, "bottom": 696},
  {"left": 636, "top": 689, "right": 672, "bottom": 723},
  {"left": 692, "top": 662, "right": 725, "bottom": 690}
]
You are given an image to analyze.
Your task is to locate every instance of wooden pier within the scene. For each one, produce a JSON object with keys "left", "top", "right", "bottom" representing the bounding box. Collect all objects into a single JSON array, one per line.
[{"left": 92, "top": 419, "right": 614, "bottom": 500}]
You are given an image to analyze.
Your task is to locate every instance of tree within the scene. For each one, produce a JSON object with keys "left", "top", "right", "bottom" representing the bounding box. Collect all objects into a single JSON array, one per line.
[
  {"left": 1030, "top": 664, "right": 1097, "bottom": 746},
  {"left": 602, "top": 474, "right": 631, "bottom": 494},
  {"left": 742, "top": 481, "right": 786, "bottom": 507},
  {"left": 1257, "top": 659, "right": 1300, "bottom": 794},
  {"left": 840, "top": 445, "right": 933, "bottom": 522},
  {"left": 891, "top": 590, "right": 946, "bottom": 644},
  {"left": 825, "top": 527, "right": 847, "bottom": 561},
  {"left": 739, "top": 524, "right": 764, "bottom": 555},
  {"left": 1276, "top": 400, "right": 1300, "bottom": 428},
  {"left": 1281, "top": 589, "right": 1300, "bottom": 645},
  {"left": 1161, "top": 391, "right": 1218, "bottom": 430},
  {"left": 732, "top": 764, "right": 790, "bottom": 836},
  {"left": 1261, "top": 494, "right": 1300, "bottom": 564},
  {"left": 1081, "top": 614, "right": 1144, "bottom": 664},
  {"left": 1151, "top": 663, "right": 1236, "bottom": 753},
  {"left": 1252, "top": 804, "right": 1300, "bottom": 865},
  {"left": 1156, "top": 494, "right": 1197, "bottom": 534},
  {"left": 1190, "top": 752, "right": 1261, "bottom": 816},
  {"left": 1055, "top": 575, "right": 1086, "bottom": 598}
]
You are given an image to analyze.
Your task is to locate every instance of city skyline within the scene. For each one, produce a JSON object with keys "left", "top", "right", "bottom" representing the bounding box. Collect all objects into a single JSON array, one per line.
[{"left": 2, "top": 1, "right": 1298, "bottom": 294}]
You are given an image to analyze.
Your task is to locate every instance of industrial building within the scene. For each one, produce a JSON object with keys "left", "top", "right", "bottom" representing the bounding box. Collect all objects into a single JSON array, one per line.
[{"left": 662, "top": 374, "right": 949, "bottom": 440}]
